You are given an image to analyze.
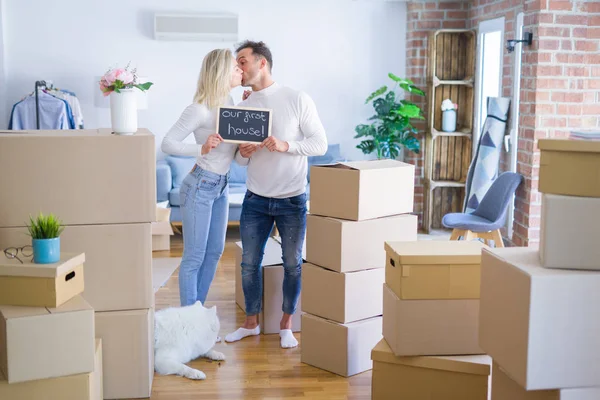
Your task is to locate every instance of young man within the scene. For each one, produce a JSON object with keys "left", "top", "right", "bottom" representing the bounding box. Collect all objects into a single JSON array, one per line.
[{"left": 224, "top": 41, "right": 327, "bottom": 348}]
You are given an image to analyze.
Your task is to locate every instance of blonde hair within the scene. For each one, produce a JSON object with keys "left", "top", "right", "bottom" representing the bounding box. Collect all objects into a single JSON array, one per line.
[{"left": 193, "top": 49, "right": 234, "bottom": 109}]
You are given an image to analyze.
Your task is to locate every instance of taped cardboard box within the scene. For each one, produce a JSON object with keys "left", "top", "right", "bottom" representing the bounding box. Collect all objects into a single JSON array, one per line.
[
  {"left": 301, "top": 313, "right": 382, "bottom": 377},
  {"left": 540, "top": 193, "right": 600, "bottom": 270},
  {"left": 492, "top": 362, "right": 600, "bottom": 400},
  {"left": 0, "top": 223, "right": 153, "bottom": 312},
  {"left": 309, "top": 160, "right": 414, "bottom": 221},
  {"left": 152, "top": 221, "right": 174, "bottom": 251},
  {"left": 235, "top": 239, "right": 302, "bottom": 334},
  {"left": 95, "top": 308, "right": 154, "bottom": 400},
  {"left": 371, "top": 339, "right": 491, "bottom": 400},
  {"left": 0, "top": 252, "right": 84, "bottom": 307},
  {"left": 0, "top": 338, "right": 103, "bottom": 400},
  {"left": 480, "top": 247, "right": 600, "bottom": 390},
  {"left": 302, "top": 263, "right": 384, "bottom": 323},
  {"left": 538, "top": 138, "right": 600, "bottom": 198},
  {"left": 0, "top": 295, "right": 95, "bottom": 383},
  {"left": 385, "top": 240, "right": 485, "bottom": 300},
  {"left": 383, "top": 284, "right": 483, "bottom": 356},
  {"left": 307, "top": 213, "right": 418, "bottom": 273},
  {"left": 0, "top": 129, "right": 156, "bottom": 227}
]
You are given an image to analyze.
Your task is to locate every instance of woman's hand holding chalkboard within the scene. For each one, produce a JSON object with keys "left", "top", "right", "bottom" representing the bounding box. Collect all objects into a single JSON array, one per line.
[
  {"left": 239, "top": 143, "right": 259, "bottom": 158},
  {"left": 261, "top": 136, "right": 289, "bottom": 153},
  {"left": 201, "top": 133, "right": 223, "bottom": 155}
]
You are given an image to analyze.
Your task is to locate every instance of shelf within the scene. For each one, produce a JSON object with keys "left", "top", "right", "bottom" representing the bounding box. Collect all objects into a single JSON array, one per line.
[
  {"left": 427, "top": 180, "right": 466, "bottom": 189},
  {"left": 432, "top": 77, "right": 474, "bottom": 87},
  {"left": 430, "top": 128, "right": 473, "bottom": 138}
]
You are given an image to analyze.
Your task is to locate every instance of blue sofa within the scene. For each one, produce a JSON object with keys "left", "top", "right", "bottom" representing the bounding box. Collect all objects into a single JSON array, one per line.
[{"left": 156, "top": 144, "right": 344, "bottom": 223}]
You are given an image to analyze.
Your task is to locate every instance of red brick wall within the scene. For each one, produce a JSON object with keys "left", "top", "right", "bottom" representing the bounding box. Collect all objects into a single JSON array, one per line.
[{"left": 406, "top": 0, "right": 600, "bottom": 247}]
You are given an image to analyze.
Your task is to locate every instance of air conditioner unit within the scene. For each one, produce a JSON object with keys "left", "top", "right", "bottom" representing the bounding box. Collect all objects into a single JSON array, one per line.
[{"left": 154, "top": 12, "right": 238, "bottom": 42}]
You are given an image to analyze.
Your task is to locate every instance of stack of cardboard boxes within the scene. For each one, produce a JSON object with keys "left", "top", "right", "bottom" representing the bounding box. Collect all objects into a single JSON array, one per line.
[
  {"left": 0, "top": 129, "right": 156, "bottom": 399},
  {"left": 371, "top": 240, "right": 492, "bottom": 399},
  {"left": 479, "top": 138, "right": 600, "bottom": 399},
  {"left": 0, "top": 253, "right": 103, "bottom": 399},
  {"left": 300, "top": 160, "right": 418, "bottom": 377},
  {"left": 152, "top": 206, "right": 174, "bottom": 252},
  {"left": 234, "top": 237, "right": 304, "bottom": 334}
]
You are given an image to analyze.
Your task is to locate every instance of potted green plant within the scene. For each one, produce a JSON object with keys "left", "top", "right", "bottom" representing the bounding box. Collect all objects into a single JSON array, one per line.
[
  {"left": 354, "top": 73, "right": 426, "bottom": 159},
  {"left": 26, "top": 212, "right": 64, "bottom": 264}
]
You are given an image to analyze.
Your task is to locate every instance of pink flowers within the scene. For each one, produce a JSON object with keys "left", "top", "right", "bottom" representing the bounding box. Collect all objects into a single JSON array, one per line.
[{"left": 99, "top": 64, "right": 153, "bottom": 96}]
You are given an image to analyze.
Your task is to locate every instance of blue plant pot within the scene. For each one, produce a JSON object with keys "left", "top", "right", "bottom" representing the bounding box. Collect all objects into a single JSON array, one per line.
[{"left": 32, "top": 237, "right": 61, "bottom": 264}]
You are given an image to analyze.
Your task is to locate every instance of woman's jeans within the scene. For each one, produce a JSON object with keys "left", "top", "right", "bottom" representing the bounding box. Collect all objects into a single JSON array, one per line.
[
  {"left": 178, "top": 165, "right": 229, "bottom": 307},
  {"left": 240, "top": 190, "right": 307, "bottom": 317}
]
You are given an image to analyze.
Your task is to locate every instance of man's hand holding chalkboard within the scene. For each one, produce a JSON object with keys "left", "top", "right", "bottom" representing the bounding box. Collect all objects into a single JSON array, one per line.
[
  {"left": 260, "top": 136, "right": 289, "bottom": 153},
  {"left": 239, "top": 143, "right": 259, "bottom": 158},
  {"left": 201, "top": 133, "right": 223, "bottom": 155}
]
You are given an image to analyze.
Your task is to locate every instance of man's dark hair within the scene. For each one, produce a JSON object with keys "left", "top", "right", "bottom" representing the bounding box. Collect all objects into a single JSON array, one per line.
[{"left": 235, "top": 40, "right": 273, "bottom": 72}]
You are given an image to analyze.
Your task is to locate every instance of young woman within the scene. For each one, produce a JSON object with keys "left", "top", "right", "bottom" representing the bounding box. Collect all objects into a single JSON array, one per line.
[{"left": 161, "top": 49, "right": 243, "bottom": 306}]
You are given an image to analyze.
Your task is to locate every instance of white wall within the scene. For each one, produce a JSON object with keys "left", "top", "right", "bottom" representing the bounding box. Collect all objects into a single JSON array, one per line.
[{"left": 2, "top": 0, "right": 406, "bottom": 160}]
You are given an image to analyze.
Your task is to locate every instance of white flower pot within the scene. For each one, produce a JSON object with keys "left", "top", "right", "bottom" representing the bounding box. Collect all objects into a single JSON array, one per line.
[
  {"left": 110, "top": 89, "right": 138, "bottom": 135},
  {"left": 442, "top": 109, "right": 457, "bottom": 132}
]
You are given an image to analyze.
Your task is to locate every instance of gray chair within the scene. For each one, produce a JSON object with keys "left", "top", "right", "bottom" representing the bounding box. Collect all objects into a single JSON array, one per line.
[{"left": 442, "top": 172, "right": 523, "bottom": 247}]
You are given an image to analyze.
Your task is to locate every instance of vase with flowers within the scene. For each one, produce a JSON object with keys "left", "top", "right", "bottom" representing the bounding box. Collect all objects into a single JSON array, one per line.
[
  {"left": 99, "top": 63, "right": 153, "bottom": 135},
  {"left": 441, "top": 99, "right": 458, "bottom": 133}
]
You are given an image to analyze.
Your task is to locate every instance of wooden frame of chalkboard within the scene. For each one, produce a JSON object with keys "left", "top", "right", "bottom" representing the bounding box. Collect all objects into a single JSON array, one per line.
[{"left": 216, "top": 105, "right": 273, "bottom": 144}]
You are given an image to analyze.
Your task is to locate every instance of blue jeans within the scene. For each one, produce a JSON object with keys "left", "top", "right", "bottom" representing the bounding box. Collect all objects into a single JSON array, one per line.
[
  {"left": 178, "top": 165, "right": 229, "bottom": 307},
  {"left": 240, "top": 190, "right": 307, "bottom": 316}
]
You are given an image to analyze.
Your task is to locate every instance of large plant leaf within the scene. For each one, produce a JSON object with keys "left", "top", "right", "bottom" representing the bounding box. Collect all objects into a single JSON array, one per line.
[
  {"left": 388, "top": 73, "right": 413, "bottom": 85},
  {"left": 393, "top": 103, "right": 425, "bottom": 120},
  {"left": 365, "top": 86, "right": 387, "bottom": 104},
  {"left": 354, "top": 124, "right": 376, "bottom": 139},
  {"left": 356, "top": 140, "right": 376, "bottom": 155},
  {"left": 373, "top": 97, "right": 393, "bottom": 117}
]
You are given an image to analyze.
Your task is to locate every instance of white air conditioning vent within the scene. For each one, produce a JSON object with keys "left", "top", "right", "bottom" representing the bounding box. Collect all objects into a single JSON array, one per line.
[{"left": 154, "top": 13, "right": 238, "bottom": 42}]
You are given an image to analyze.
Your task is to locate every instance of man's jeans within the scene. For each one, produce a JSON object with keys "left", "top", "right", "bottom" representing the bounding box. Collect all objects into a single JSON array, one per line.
[
  {"left": 178, "top": 166, "right": 229, "bottom": 307},
  {"left": 240, "top": 190, "right": 307, "bottom": 316}
]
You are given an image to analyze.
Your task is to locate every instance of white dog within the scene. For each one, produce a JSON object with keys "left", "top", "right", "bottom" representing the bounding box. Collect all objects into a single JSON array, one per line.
[{"left": 154, "top": 301, "right": 225, "bottom": 380}]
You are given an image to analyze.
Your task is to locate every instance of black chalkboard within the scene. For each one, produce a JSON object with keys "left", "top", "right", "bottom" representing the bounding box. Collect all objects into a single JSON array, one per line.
[{"left": 216, "top": 106, "right": 272, "bottom": 144}]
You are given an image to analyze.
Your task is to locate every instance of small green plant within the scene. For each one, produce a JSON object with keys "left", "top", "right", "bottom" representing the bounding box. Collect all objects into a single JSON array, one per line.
[
  {"left": 26, "top": 212, "right": 64, "bottom": 239},
  {"left": 354, "top": 73, "right": 426, "bottom": 159}
]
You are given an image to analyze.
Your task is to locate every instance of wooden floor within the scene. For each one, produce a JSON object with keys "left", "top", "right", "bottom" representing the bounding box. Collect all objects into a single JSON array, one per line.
[{"left": 149, "top": 226, "right": 372, "bottom": 400}]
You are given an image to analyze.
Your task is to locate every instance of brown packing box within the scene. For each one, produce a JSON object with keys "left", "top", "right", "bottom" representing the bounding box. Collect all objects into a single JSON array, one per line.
[
  {"left": 302, "top": 263, "right": 384, "bottom": 323},
  {"left": 538, "top": 138, "right": 600, "bottom": 197},
  {"left": 0, "top": 223, "right": 153, "bottom": 312},
  {"left": 307, "top": 214, "right": 417, "bottom": 273},
  {"left": 385, "top": 241, "right": 485, "bottom": 300},
  {"left": 0, "top": 128, "right": 155, "bottom": 227},
  {"left": 0, "top": 252, "right": 85, "bottom": 307},
  {"left": 371, "top": 339, "right": 491, "bottom": 400},
  {"left": 152, "top": 221, "right": 174, "bottom": 251},
  {"left": 0, "top": 338, "right": 103, "bottom": 400},
  {"left": 480, "top": 247, "right": 600, "bottom": 390},
  {"left": 95, "top": 308, "right": 154, "bottom": 400},
  {"left": 492, "top": 362, "right": 600, "bottom": 400},
  {"left": 235, "top": 240, "right": 302, "bottom": 334},
  {"left": 382, "top": 284, "right": 483, "bottom": 356},
  {"left": 309, "top": 160, "right": 415, "bottom": 221},
  {"left": 301, "top": 313, "right": 382, "bottom": 377},
  {"left": 0, "top": 295, "right": 95, "bottom": 384}
]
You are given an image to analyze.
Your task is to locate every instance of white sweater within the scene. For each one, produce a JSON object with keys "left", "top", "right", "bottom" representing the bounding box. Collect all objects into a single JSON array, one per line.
[
  {"left": 239, "top": 83, "right": 328, "bottom": 198},
  {"left": 161, "top": 97, "right": 238, "bottom": 176}
]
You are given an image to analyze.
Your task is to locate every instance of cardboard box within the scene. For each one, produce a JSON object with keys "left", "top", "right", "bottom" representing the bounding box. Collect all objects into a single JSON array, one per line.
[
  {"left": 383, "top": 284, "right": 483, "bottom": 356},
  {"left": 95, "top": 308, "right": 154, "bottom": 400},
  {"left": 307, "top": 214, "right": 417, "bottom": 273},
  {"left": 0, "top": 129, "right": 156, "bottom": 227},
  {"left": 309, "top": 160, "right": 415, "bottom": 221},
  {"left": 538, "top": 138, "right": 600, "bottom": 197},
  {"left": 371, "top": 339, "right": 491, "bottom": 400},
  {"left": 492, "top": 362, "right": 600, "bottom": 400},
  {"left": 540, "top": 194, "right": 600, "bottom": 270},
  {"left": 0, "top": 338, "right": 103, "bottom": 400},
  {"left": 301, "top": 313, "right": 382, "bottom": 377},
  {"left": 152, "top": 221, "right": 174, "bottom": 251},
  {"left": 480, "top": 247, "right": 600, "bottom": 390},
  {"left": 0, "top": 252, "right": 85, "bottom": 307},
  {"left": 0, "top": 295, "right": 95, "bottom": 383},
  {"left": 302, "top": 263, "right": 384, "bottom": 323},
  {"left": 156, "top": 206, "right": 171, "bottom": 222},
  {"left": 0, "top": 223, "right": 153, "bottom": 312},
  {"left": 385, "top": 241, "right": 485, "bottom": 300},
  {"left": 235, "top": 239, "right": 302, "bottom": 334}
]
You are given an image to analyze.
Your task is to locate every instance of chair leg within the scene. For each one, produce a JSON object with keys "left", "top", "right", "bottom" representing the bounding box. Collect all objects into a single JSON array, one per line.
[
  {"left": 491, "top": 229, "right": 504, "bottom": 248},
  {"left": 464, "top": 230, "right": 476, "bottom": 241},
  {"left": 449, "top": 229, "right": 463, "bottom": 240}
]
